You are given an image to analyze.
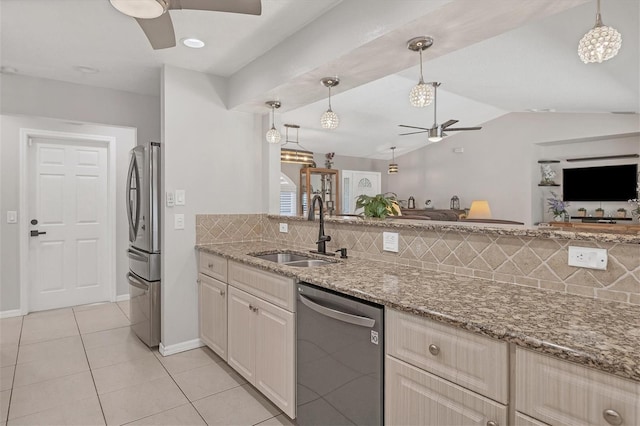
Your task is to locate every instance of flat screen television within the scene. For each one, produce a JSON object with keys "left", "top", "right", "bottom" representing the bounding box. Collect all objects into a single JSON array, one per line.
[{"left": 562, "top": 164, "right": 638, "bottom": 202}]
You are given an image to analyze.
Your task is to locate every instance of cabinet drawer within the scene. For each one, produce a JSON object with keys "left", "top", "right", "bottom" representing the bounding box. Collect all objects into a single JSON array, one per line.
[
  {"left": 228, "top": 261, "right": 295, "bottom": 312},
  {"left": 515, "top": 412, "right": 549, "bottom": 426},
  {"left": 516, "top": 348, "right": 640, "bottom": 426},
  {"left": 199, "top": 251, "right": 227, "bottom": 282},
  {"left": 386, "top": 355, "right": 508, "bottom": 426},
  {"left": 386, "top": 309, "right": 509, "bottom": 404}
]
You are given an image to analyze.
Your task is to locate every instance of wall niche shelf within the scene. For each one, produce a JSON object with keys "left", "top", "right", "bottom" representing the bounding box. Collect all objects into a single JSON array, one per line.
[{"left": 537, "top": 159, "right": 560, "bottom": 186}]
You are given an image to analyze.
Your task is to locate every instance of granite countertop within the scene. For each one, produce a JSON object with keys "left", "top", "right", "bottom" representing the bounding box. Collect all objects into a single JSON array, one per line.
[{"left": 196, "top": 241, "right": 640, "bottom": 383}]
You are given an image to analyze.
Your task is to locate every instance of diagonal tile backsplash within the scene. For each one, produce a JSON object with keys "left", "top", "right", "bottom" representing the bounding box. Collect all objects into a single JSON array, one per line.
[{"left": 196, "top": 214, "right": 640, "bottom": 305}]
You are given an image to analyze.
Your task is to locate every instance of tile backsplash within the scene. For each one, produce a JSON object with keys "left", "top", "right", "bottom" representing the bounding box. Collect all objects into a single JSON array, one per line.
[{"left": 196, "top": 214, "right": 640, "bottom": 305}]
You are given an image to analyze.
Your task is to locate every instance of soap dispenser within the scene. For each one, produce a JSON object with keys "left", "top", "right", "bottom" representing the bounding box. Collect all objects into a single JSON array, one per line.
[{"left": 408, "top": 196, "right": 415, "bottom": 209}]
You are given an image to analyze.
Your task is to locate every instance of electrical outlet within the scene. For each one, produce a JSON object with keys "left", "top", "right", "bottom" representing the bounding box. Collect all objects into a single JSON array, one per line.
[
  {"left": 383, "top": 232, "right": 399, "bottom": 253},
  {"left": 174, "top": 214, "right": 185, "bottom": 230},
  {"left": 568, "top": 246, "right": 607, "bottom": 270},
  {"left": 279, "top": 223, "right": 288, "bottom": 233}
]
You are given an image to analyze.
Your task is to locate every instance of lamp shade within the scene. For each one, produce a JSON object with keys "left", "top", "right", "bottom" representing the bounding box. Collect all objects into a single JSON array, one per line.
[{"left": 467, "top": 200, "right": 492, "bottom": 219}]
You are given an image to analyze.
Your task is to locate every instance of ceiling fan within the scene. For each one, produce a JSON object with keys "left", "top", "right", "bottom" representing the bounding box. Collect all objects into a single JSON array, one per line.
[
  {"left": 109, "top": 0, "right": 262, "bottom": 50},
  {"left": 399, "top": 82, "right": 482, "bottom": 142}
]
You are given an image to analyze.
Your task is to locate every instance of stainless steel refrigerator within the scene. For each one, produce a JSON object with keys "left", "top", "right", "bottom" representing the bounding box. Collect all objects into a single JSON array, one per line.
[{"left": 126, "top": 142, "right": 161, "bottom": 347}]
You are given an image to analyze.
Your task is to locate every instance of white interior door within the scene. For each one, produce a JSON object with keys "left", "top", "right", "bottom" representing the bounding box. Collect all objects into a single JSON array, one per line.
[
  {"left": 342, "top": 170, "right": 382, "bottom": 214},
  {"left": 28, "top": 138, "right": 109, "bottom": 312}
]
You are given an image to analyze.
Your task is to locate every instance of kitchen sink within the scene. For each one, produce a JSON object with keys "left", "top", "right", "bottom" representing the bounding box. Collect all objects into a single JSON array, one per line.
[{"left": 251, "top": 252, "right": 335, "bottom": 267}]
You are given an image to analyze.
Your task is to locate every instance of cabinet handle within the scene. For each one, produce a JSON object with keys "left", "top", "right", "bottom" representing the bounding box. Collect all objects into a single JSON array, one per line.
[
  {"left": 486, "top": 421, "right": 498, "bottom": 426},
  {"left": 253, "top": 307, "right": 259, "bottom": 313},
  {"left": 603, "top": 409, "right": 623, "bottom": 426},
  {"left": 220, "top": 290, "right": 225, "bottom": 296},
  {"left": 249, "top": 304, "right": 254, "bottom": 311},
  {"left": 196, "top": 279, "right": 201, "bottom": 284},
  {"left": 428, "top": 344, "right": 440, "bottom": 356},
  {"left": 208, "top": 263, "right": 214, "bottom": 268}
]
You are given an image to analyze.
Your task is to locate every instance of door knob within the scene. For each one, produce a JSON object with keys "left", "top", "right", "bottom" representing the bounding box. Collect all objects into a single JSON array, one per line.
[{"left": 30, "top": 230, "right": 46, "bottom": 237}]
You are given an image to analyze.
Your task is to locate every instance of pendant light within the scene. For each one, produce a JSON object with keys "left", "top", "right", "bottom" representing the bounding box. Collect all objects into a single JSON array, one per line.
[
  {"left": 388, "top": 147, "right": 398, "bottom": 174},
  {"left": 320, "top": 77, "right": 340, "bottom": 129},
  {"left": 407, "top": 36, "right": 434, "bottom": 108},
  {"left": 265, "top": 100, "right": 282, "bottom": 144},
  {"left": 280, "top": 124, "right": 314, "bottom": 165},
  {"left": 578, "top": 0, "right": 622, "bottom": 63}
]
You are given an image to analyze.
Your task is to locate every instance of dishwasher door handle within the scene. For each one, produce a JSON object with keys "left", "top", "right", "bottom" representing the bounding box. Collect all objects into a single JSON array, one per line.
[{"left": 299, "top": 294, "right": 376, "bottom": 328}]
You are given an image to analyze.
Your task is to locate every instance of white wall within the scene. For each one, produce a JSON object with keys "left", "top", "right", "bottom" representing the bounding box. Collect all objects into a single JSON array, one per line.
[
  {"left": 161, "top": 65, "right": 262, "bottom": 349},
  {"left": 1, "top": 74, "right": 160, "bottom": 146},
  {"left": 392, "top": 112, "right": 640, "bottom": 225},
  {"left": 0, "top": 115, "right": 134, "bottom": 312}
]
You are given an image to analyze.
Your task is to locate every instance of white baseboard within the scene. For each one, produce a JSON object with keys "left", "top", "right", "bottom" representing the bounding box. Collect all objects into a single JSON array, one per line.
[
  {"left": 159, "top": 338, "right": 204, "bottom": 356},
  {"left": 115, "top": 294, "right": 130, "bottom": 302},
  {"left": 0, "top": 309, "right": 23, "bottom": 319}
]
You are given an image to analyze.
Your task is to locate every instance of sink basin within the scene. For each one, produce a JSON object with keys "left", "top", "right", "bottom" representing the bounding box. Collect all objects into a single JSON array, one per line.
[
  {"left": 252, "top": 253, "right": 313, "bottom": 263},
  {"left": 283, "top": 259, "right": 333, "bottom": 268}
]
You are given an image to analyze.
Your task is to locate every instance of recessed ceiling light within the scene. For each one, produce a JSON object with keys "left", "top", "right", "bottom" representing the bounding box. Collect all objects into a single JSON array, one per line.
[
  {"left": 74, "top": 66, "right": 100, "bottom": 74},
  {"left": 0, "top": 66, "right": 18, "bottom": 74},
  {"left": 181, "top": 38, "right": 205, "bottom": 49}
]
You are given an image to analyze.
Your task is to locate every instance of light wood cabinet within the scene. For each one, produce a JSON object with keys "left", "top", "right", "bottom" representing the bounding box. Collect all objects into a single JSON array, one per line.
[
  {"left": 515, "top": 412, "right": 549, "bottom": 426},
  {"left": 386, "top": 355, "right": 508, "bottom": 426},
  {"left": 227, "top": 285, "right": 295, "bottom": 419},
  {"left": 198, "top": 273, "right": 227, "bottom": 361},
  {"left": 387, "top": 309, "right": 509, "bottom": 404},
  {"left": 516, "top": 348, "right": 640, "bottom": 426},
  {"left": 199, "top": 251, "right": 227, "bottom": 282},
  {"left": 228, "top": 261, "right": 295, "bottom": 311}
]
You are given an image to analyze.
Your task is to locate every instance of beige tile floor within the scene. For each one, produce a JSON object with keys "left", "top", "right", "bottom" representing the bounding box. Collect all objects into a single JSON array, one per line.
[{"left": 0, "top": 302, "right": 294, "bottom": 426}]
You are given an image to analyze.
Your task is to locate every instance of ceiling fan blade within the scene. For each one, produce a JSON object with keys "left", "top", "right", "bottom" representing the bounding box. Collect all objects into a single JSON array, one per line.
[
  {"left": 398, "top": 124, "right": 430, "bottom": 131},
  {"left": 135, "top": 14, "right": 176, "bottom": 49},
  {"left": 399, "top": 130, "right": 429, "bottom": 136},
  {"left": 172, "top": 0, "right": 262, "bottom": 15},
  {"left": 441, "top": 119, "right": 459, "bottom": 129},
  {"left": 445, "top": 127, "right": 483, "bottom": 131}
]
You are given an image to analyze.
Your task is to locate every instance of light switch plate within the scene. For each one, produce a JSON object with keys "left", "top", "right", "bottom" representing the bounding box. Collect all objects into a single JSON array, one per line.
[
  {"left": 166, "top": 192, "right": 175, "bottom": 207},
  {"left": 174, "top": 214, "right": 185, "bottom": 230},
  {"left": 383, "top": 232, "right": 399, "bottom": 253},
  {"left": 568, "top": 246, "right": 607, "bottom": 270},
  {"left": 279, "top": 223, "right": 288, "bottom": 233},
  {"left": 7, "top": 211, "right": 17, "bottom": 224},
  {"left": 175, "top": 190, "right": 185, "bottom": 206}
]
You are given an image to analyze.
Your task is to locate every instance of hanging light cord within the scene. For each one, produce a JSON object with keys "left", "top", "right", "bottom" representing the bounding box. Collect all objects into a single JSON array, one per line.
[
  {"left": 327, "top": 86, "right": 333, "bottom": 111},
  {"left": 432, "top": 83, "right": 438, "bottom": 127},
  {"left": 418, "top": 48, "right": 424, "bottom": 84},
  {"left": 270, "top": 105, "right": 276, "bottom": 129},
  {"left": 595, "top": 0, "right": 603, "bottom": 26}
]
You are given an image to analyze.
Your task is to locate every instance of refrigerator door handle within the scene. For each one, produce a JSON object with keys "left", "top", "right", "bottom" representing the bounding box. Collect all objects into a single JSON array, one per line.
[
  {"left": 127, "top": 272, "right": 149, "bottom": 291},
  {"left": 127, "top": 249, "right": 149, "bottom": 262},
  {"left": 299, "top": 294, "right": 376, "bottom": 328}
]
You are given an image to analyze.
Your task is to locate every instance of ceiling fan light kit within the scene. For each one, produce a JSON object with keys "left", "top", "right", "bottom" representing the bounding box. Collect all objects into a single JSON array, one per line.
[
  {"left": 578, "top": 0, "right": 622, "bottom": 63},
  {"left": 265, "top": 100, "right": 282, "bottom": 144},
  {"left": 110, "top": 0, "right": 168, "bottom": 19},
  {"left": 407, "top": 36, "right": 434, "bottom": 108},
  {"left": 280, "top": 124, "right": 314, "bottom": 165},
  {"left": 388, "top": 147, "right": 398, "bottom": 174},
  {"left": 320, "top": 77, "right": 340, "bottom": 129}
]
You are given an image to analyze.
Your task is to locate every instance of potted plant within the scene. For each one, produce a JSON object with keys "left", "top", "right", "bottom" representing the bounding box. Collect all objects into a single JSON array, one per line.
[
  {"left": 595, "top": 207, "right": 605, "bottom": 217},
  {"left": 577, "top": 207, "right": 587, "bottom": 217},
  {"left": 547, "top": 192, "right": 569, "bottom": 222},
  {"left": 356, "top": 193, "right": 400, "bottom": 219},
  {"left": 616, "top": 208, "right": 627, "bottom": 218}
]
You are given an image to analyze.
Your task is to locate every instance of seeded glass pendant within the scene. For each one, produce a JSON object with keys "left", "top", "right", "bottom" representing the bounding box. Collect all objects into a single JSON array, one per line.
[
  {"left": 407, "top": 36, "right": 434, "bottom": 108},
  {"left": 320, "top": 77, "right": 340, "bottom": 129},
  {"left": 265, "top": 101, "right": 282, "bottom": 144},
  {"left": 578, "top": 0, "right": 622, "bottom": 63}
]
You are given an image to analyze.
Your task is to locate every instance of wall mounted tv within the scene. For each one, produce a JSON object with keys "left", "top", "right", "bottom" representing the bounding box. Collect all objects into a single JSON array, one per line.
[{"left": 562, "top": 164, "right": 638, "bottom": 202}]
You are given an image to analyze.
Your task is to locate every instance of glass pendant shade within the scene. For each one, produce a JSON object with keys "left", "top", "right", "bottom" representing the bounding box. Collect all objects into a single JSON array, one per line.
[
  {"left": 321, "top": 109, "right": 339, "bottom": 129},
  {"left": 578, "top": 0, "right": 622, "bottom": 63},
  {"left": 266, "top": 127, "right": 281, "bottom": 144},
  {"left": 409, "top": 81, "right": 434, "bottom": 108}
]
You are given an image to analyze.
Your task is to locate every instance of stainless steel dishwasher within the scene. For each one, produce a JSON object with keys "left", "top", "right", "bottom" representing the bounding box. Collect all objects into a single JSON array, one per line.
[{"left": 296, "top": 282, "right": 384, "bottom": 426}]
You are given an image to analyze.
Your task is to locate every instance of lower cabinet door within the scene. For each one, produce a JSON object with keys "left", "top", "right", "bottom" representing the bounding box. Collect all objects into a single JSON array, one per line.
[
  {"left": 199, "top": 274, "right": 227, "bottom": 361},
  {"left": 515, "top": 412, "right": 550, "bottom": 426},
  {"left": 386, "top": 355, "right": 508, "bottom": 426},
  {"left": 227, "top": 286, "right": 256, "bottom": 382},
  {"left": 254, "top": 297, "right": 295, "bottom": 419}
]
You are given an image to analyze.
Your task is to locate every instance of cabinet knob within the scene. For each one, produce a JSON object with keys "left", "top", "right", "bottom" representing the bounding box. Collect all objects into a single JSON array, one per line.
[
  {"left": 486, "top": 421, "right": 498, "bottom": 426},
  {"left": 208, "top": 263, "right": 214, "bottom": 268},
  {"left": 603, "top": 409, "right": 623, "bottom": 426},
  {"left": 196, "top": 279, "right": 201, "bottom": 284},
  {"left": 248, "top": 304, "right": 254, "bottom": 311},
  {"left": 220, "top": 290, "right": 225, "bottom": 296},
  {"left": 253, "top": 307, "right": 259, "bottom": 313},
  {"left": 428, "top": 344, "right": 440, "bottom": 356}
]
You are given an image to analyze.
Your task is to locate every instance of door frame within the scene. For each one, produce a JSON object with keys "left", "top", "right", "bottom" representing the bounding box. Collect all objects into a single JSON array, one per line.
[{"left": 18, "top": 128, "right": 117, "bottom": 315}]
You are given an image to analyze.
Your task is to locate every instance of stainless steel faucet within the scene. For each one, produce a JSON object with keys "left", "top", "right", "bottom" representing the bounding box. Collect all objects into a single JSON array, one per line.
[{"left": 308, "top": 195, "right": 332, "bottom": 255}]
